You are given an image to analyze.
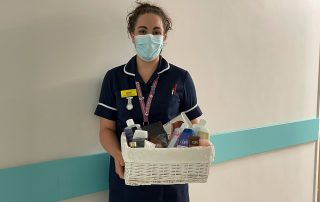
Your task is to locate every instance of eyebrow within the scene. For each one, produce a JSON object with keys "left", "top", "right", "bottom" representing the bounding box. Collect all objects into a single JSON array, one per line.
[{"left": 137, "top": 26, "right": 162, "bottom": 30}]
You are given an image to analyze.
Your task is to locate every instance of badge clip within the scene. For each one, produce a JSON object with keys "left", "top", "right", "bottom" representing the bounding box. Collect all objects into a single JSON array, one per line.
[{"left": 126, "top": 97, "right": 133, "bottom": 110}]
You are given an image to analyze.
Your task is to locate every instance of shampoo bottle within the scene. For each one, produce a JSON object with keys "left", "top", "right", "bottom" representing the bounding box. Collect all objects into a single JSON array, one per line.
[
  {"left": 124, "top": 119, "right": 141, "bottom": 143},
  {"left": 193, "top": 119, "right": 212, "bottom": 146}
]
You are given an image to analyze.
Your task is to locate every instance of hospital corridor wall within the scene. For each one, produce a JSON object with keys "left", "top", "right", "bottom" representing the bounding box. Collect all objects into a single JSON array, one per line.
[{"left": 0, "top": 0, "right": 319, "bottom": 202}]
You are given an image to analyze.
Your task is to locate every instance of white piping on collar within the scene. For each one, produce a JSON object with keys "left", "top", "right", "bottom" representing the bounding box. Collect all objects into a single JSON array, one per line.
[
  {"left": 123, "top": 63, "right": 135, "bottom": 76},
  {"left": 157, "top": 63, "right": 170, "bottom": 74},
  {"left": 123, "top": 60, "right": 170, "bottom": 76}
]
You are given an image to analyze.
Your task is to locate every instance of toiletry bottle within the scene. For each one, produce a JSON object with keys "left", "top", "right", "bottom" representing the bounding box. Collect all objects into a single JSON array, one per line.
[
  {"left": 124, "top": 119, "right": 141, "bottom": 143},
  {"left": 192, "top": 119, "right": 206, "bottom": 136},
  {"left": 194, "top": 119, "right": 212, "bottom": 146},
  {"left": 124, "top": 127, "right": 134, "bottom": 143},
  {"left": 177, "top": 128, "right": 195, "bottom": 148},
  {"left": 129, "top": 130, "right": 148, "bottom": 148},
  {"left": 168, "top": 123, "right": 187, "bottom": 148},
  {"left": 193, "top": 119, "right": 209, "bottom": 140},
  {"left": 126, "top": 119, "right": 141, "bottom": 133}
]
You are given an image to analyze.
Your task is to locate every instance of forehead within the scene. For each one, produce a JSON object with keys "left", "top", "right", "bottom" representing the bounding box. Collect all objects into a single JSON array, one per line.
[{"left": 135, "top": 13, "right": 163, "bottom": 29}]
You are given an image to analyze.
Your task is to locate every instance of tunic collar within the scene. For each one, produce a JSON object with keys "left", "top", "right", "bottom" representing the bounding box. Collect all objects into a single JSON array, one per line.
[{"left": 123, "top": 55, "right": 170, "bottom": 77}]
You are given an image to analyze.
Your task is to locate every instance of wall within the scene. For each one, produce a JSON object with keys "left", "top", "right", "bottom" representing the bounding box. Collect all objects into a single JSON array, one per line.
[{"left": 0, "top": 0, "right": 319, "bottom": 202}]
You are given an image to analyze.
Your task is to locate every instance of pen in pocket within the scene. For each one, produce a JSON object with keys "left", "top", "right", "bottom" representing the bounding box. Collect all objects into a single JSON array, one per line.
[{"left": 171, "top": 84, "right": 177, "bottom": 95}]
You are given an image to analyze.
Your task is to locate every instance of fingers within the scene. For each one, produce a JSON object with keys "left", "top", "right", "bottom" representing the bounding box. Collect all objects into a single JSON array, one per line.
[
  {"left": 115, "top": 152, "right": 125, "bottom": 167},
  {"left": 118, "top": 156, "right": 125, "bottom": 167},
  {"left": 118, "top": 165, "right": 124, "bottom": 179},
  {"left": 115, "top": 159, "right": 124, "bottom": 179}
]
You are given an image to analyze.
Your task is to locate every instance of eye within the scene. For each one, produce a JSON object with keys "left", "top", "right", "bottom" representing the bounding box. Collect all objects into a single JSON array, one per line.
[
  {"left": 138, "top": 29, "right": 147, "bottom": 34},
  {"left": 153, "top": 31, "right": 162, "bottom": 35}
]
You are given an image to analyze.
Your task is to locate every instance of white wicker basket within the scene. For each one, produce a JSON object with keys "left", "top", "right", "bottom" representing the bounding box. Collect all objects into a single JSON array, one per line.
[{"left": 121, "top": 133, "right": 214, "bottom": 186}]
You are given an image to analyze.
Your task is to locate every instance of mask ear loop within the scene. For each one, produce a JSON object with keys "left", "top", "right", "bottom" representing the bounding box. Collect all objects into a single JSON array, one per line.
[
  {"left": 160, "top": 41, "right": 165, "bottom": 55},
  {"left": 161, "top": 38, "right": 166, "bottom": 55}
]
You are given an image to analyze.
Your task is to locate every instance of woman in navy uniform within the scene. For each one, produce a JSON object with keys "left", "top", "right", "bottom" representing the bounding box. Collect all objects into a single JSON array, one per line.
[{"left": 94, "top": 2, "right": 202, "bottom": 202}]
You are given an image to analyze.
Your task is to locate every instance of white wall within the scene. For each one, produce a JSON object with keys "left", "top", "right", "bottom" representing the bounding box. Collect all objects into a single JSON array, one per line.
[{"left": 0, "top": 0, "right": 319, "bottom": 202}]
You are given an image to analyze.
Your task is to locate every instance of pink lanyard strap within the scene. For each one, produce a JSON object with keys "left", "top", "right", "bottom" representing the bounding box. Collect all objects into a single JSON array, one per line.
[{"left": 135, "top": 75, "right": 160, "bottom": 125}]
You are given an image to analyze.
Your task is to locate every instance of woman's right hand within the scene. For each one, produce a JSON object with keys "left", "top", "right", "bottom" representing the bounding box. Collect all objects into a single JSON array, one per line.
[{"left": 114, "top": 154, "right": 125, "bottom": 179}]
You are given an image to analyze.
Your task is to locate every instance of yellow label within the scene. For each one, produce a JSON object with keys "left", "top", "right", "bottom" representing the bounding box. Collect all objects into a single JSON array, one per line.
[{"left": 121, "top": 89, "right": 137, "bottom": 98}]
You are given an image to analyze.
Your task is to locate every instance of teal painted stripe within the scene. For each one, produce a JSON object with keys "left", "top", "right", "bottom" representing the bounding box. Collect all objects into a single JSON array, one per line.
[
  {"left": 0, "top": 154, "right": 109, "bottom": 202},
  {"left": 0, "top": 118, "right": 318, "bottom": 202},
  {"left": 211, "top": 118, "right": 319, "bottom": 163}
]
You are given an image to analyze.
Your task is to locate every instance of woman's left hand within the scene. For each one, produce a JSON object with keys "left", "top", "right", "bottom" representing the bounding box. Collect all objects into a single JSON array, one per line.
[{"left": 114, "top": 155, "right": 125, "bottom": 179}]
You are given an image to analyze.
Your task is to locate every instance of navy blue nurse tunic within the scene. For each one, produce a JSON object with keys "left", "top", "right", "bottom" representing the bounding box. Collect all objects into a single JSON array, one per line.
[{"left": 94, "top": 55, "right": 202, "bottom": 202}]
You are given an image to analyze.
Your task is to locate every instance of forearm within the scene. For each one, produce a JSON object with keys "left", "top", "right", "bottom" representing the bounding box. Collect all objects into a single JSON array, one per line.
[
  {"left": 191, "top": 118, "right": 200, "bottom": 124},
  {"left": 99, "top": 128, "right": 122, "bottom": 160}
]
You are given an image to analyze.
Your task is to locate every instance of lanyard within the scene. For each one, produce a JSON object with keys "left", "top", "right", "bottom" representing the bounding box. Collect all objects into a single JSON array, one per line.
[{"left": 135, "top": 75, "right": 160, "bottom": 126}]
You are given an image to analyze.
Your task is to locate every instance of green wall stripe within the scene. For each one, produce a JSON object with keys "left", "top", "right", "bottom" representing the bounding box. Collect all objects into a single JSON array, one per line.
[
  {"left": 211, "top": 118, "right": 319, "bottom": 164},
  {"left": 0, "top": 154, "right": 109, "bottom": 202},
  {"left": 0, "top": 118, "right": 318, "bottom": 202}
]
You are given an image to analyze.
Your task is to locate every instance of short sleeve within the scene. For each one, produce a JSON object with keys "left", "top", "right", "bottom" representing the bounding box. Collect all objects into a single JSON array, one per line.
[
  {"left": 94, "top": 71, "right": 117, "bottom": 121},
  {"left": 180, "top": 71, "right": 203, "bottom": 121}
]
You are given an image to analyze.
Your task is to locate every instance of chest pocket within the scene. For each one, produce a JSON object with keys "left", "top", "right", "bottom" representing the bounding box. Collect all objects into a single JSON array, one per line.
[{"left": 166, "top": 93, "right": 181, "bottom": 120}]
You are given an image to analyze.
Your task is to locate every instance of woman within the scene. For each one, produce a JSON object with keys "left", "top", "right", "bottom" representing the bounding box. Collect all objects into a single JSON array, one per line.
[{"left": 94, "top": 2, "right": 202, "bottom": 202}]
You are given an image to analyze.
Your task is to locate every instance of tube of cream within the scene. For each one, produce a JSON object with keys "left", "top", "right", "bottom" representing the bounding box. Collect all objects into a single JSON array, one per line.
[{"left": 168, "top": 123, "right": 187, "bottom": 148}]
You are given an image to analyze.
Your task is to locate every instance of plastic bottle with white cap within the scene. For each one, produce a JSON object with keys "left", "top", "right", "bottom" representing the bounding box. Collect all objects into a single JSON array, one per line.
[
  {"left": 193, "top": 119, "right": 212, "bottom": 146},
  {"left": 191, "top": 119, "right": 203, "bottom": 134},
  {"left": 126, "top": 119, "right": 141, "bottom": 132},
  {"left": 124, "top": 119, "right": 141, "bottom": 143}
]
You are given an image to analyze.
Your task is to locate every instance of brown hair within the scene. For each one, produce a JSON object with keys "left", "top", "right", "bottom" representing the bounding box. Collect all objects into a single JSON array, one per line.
[{"left": 126, "top": 2, "right": 172, "bottom": 34}]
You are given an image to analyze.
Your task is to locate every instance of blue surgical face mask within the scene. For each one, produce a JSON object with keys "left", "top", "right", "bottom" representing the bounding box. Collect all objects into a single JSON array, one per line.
[{"left": 134, "top": 34, "right": 163, "bottom": 62}]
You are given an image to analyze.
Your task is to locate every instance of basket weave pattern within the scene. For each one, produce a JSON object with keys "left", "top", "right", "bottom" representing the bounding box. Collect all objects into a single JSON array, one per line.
[{"left": 121, "top": 133, "right": 214, "bottom": 186}]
